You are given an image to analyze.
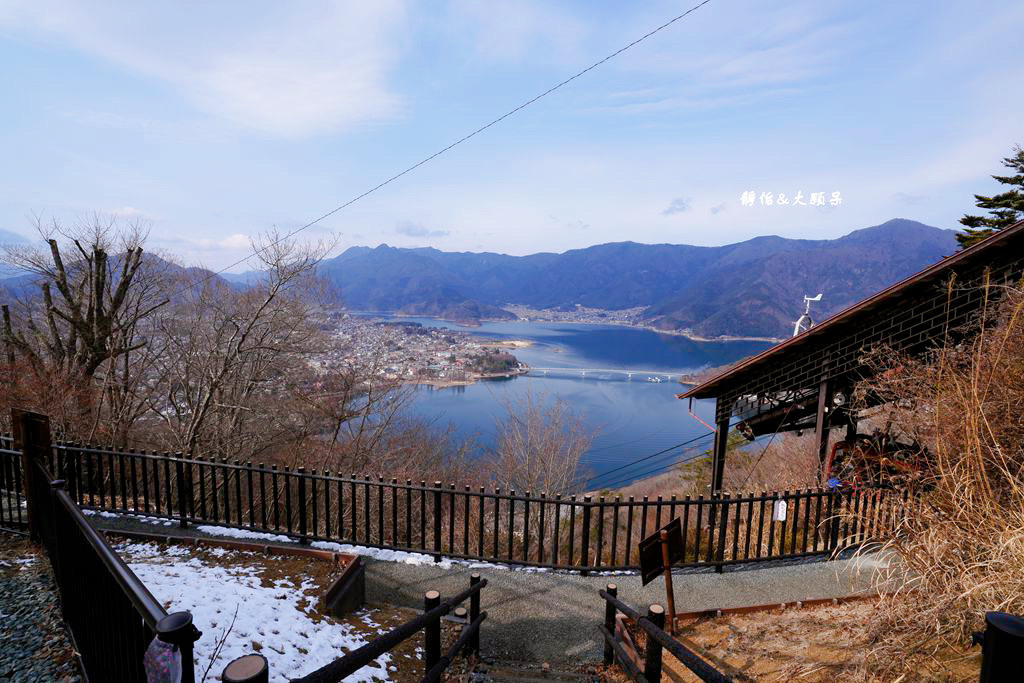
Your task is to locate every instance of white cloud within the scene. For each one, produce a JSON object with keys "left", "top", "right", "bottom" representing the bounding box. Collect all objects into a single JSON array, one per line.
[
  {"left": 443, "top": 0, "right": 588, "bottom": 63},
  {"left": 662, "top": 197, "right": 691, "bottom": 215},
  {"left": 1, "top": 1, "right": 405, "bottom": 138}
]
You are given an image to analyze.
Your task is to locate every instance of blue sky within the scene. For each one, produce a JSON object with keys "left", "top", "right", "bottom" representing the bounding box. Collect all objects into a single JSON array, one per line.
[{"left": 0, "top": 0, "right": 1021, "bottom": 270}]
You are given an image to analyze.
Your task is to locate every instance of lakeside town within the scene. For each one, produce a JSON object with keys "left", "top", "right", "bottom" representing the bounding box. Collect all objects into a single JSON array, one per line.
[{"left": 324, "top": 312, "right": 528, "bottom": 387}]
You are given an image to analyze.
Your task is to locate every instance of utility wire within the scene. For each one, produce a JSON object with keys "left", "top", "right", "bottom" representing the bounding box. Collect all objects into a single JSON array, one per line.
[
  {"left": 593, "top": 447, "right": 713, "bottom": 491},
  {"left": 583, "top": 430, "right": 714, "bottom": 485},
  {"left": 736, "top": 400, "right": 799, "bottom": 490},
  {"left": 168, "top": 0, "right": 717, "bottom": 297}
]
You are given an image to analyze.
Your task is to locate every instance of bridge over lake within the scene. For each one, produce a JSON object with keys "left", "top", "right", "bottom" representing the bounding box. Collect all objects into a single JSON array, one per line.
[{"left": 524, "top": 366, "right": 686, "bottom": 382}]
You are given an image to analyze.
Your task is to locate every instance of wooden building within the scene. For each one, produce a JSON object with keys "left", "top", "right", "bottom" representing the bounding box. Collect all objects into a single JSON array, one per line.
[{"left": 681, "top": 219, "right": 1024, "bottom": 492}]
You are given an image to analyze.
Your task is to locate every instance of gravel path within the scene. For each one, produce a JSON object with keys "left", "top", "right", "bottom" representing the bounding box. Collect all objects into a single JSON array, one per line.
[
  {"left": 0, "top": 532, "right": 82, "bottom": 682},
  {"left": 363, "top": 553, "right": 888, "bottom": 664},
  {"left": 89, "top": 514, "right": 892, "bottom": 667}
]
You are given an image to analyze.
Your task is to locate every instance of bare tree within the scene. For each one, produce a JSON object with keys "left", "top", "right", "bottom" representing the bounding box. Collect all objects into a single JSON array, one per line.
[
  {"left": 2, "top": 215, "right": 167, "bottom": 379},
  {"left": 1, "top": 216, "right": 170, "bottom": 440},
  {"left": 145, "top": 231, "right": 332, "bottom": 458},
  {"left": 488, "top": 392, "right": 593, "bottom": 494}
]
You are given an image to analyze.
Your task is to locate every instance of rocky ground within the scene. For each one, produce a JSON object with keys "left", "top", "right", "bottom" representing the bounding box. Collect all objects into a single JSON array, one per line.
[{"left": 0, "top": 532, "right": 82, "bottom": 682}]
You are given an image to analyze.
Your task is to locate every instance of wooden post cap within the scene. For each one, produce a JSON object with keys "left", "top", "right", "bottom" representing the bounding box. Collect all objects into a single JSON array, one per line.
[
  {"left": 648, "top": 604, "right": 665, "bottom": 615},
  {"left": 425, "top": 590, "right": 440, "bottom": 601},
  {"left": 607, "top": 583, "right": 617, "bottom": 591},
  {"left": 222, "top": 654, "right": 268, "bottom": 683}
]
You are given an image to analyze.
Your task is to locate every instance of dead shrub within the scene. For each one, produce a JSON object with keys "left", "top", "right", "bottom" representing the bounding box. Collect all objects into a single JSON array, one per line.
[{"left": 852, "top": 282, "right": 1024, "bottom": 679}]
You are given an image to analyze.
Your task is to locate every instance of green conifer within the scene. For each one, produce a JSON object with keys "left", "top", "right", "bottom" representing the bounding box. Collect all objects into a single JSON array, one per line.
[{"left": 958, "top": 145, "right": 1024, "bottom": 249}]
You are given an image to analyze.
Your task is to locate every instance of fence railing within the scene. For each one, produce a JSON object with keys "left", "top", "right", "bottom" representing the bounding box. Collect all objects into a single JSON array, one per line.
[
  {"left": 282, "top": 573, "right": 486, "bottom": 683},
  {"left": 0, "top": 445, "right": 25, "bottom": 531},
  {"left": 9, "top": 439, "right": 902, "bottom": 571},
  {"left": 13, "top": 412, "right": 203, "bottom": 683},
  {"left": 600, "top": 585, "right": 731, "bottom": 682}
]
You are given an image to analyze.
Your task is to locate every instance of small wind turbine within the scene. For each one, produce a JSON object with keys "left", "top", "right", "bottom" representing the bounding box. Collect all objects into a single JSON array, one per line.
[{"left": 793, "top": 293, "right": 822, "bottom": 337}]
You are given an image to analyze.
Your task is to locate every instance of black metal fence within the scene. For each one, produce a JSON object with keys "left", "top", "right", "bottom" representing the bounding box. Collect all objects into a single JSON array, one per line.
[
  {"left": 12, "top": 412, "right": 202, "bottom": 683},
  {"left": 0, "top": 444, "right": 25, "bottom": 531},
  {"left": 9, "top": 439, "right": 902, "bottom": 571}
]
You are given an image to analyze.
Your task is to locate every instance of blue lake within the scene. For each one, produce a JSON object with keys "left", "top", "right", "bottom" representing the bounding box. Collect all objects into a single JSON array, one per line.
[{"left": 397, "top": 318, "right": 773, "bottom": 488}]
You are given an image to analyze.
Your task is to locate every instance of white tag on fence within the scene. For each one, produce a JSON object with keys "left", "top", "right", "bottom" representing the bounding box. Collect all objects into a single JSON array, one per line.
[{"left": 772, "top": 499, "right": 787, "bottom": 522}]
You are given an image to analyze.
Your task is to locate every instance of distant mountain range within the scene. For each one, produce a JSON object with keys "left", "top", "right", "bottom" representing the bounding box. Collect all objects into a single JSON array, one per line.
[
  {"left": 311, "top": 219, "right": 958, "bottom": 338},
  {"left": 0, "top": 219, "right": 959, "bottom": 338}
]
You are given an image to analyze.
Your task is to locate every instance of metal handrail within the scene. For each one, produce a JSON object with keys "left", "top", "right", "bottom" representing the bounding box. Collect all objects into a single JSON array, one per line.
[{"left": 52, "top": 484, "right": 168, "bottom": 627}]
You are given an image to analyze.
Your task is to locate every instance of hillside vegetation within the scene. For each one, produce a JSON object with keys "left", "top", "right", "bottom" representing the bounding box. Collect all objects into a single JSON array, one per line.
[{"left": 311, "top": 219, "right": 956, "bottom": 337}]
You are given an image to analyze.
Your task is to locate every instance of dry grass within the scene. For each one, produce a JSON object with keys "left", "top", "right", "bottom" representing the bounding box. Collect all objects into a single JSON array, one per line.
[
  {"left": 848, "top": 283, "right": 1024, "bottom": 679},
  {"left": 600, "top": 599, "right": 980, "bottom": 683}
]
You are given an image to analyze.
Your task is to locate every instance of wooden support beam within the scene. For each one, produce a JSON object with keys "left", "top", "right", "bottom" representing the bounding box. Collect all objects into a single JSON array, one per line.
[
  {"left": 710, "top": 413, "right": 729, "bottom": 494},
  {"left": 814, "top": 376, "right": 832, "bottom": 469}
]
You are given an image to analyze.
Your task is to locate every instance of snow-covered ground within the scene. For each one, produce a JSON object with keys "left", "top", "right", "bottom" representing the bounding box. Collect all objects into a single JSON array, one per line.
[
  {"left": 116, "top": 541, "right": 397, "bottom": 682},
  {"left": 89, "top": 508, "right": 634, "bottom": 576}
]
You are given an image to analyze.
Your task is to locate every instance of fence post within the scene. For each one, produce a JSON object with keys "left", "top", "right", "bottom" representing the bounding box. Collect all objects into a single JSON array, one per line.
[
  {"left": 175, "top": 457, "right": 188, "bottom": 529},
  {"left": 12, "top": 409, "right": 52, "bottom": 543},
  {"left": 470, "top": 573, "right": 481, "bottom": 655},
  {"left": 433, "top": 481, "right": 442, "bottom": 562},
  {"left": 603, "top": 583, "right": 618, "bottom": 665},
  {"left": 297, "top": 467, "right": 308, "bottom": 545},
  {"left": 580, "top": 495, "right": 592, "bottom": 573},
  {"left": 424, "top": 590, "right": 441, "bottom": 672},
  {"left": 46, "top": 479, "right": 66, "bottom": 584},
  {"left": 221, "top": 654, "right": 269, "bottom": 683},
  {"left": 156, "top": 611, "right": 202, "bottom": 683},
  {"left": 643, "top": 604, "right": 665, "bottom": 682},
  {"left": 827, "top": 490, "right": 841, "bottom": 551},
  {"left": 714, "top": 493, "right": 730, "bottom": 573}
]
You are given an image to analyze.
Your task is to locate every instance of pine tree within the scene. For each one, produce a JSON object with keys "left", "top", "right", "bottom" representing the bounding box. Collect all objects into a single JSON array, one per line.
[{"left": 957, "top": 146, "right": 1024, "bottom": 249}]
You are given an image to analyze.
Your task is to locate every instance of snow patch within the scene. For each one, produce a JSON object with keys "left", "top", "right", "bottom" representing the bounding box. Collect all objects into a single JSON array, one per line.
[
  {"left": 193, "top": 525, "right": 296, "bottom": 544},
  {"left": 118, "top": 542, "right": 394, "bottom": 682}
]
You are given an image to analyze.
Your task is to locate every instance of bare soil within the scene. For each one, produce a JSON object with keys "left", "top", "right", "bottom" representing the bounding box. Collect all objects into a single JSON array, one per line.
[{"left": 603, "top": 600, "right": 981, "bottom": 682}]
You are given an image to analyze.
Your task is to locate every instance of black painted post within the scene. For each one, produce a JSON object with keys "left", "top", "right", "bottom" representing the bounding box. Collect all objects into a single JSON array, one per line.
[
  {"left": 175, "top": 457, "right": 188, "bottom": 529},
  {"left": 433, "top": 481, "right": 442, "bottom": 562},
  {"left": 580, "top": 495, "right": 592, "bottom": 573},
  {"left": 424, "top": 590, "right": 441, "bottom": 671},
  {"left": 297, "top": 467, "right": 308, "bottom": 544},
  {"left": 643, "top": 604, "right": 665, "bottom": 682},
  {"left": 469, "top": 573, "right": 481, "bottom": 654},
  {"left": 714, "top": 493, "right": 730, "bottom": 573},
  {"left": 710, "top": 414, "right": 729, "bottom": 494},
  {"left": 156, "top": 612, "right": 202, "bottom": 683},
  {"left": 12, "top": 409, "right": 52, "bottom": 543},
  {"left": 603, "top": 583, "right": 618, "bottom": 665}
]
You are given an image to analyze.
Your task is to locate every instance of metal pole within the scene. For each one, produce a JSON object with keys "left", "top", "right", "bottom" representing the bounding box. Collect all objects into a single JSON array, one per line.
[
  {"left": 175, "top": 457, "right": 188, "bottom": 529},
  {"left": 433, "top": 481, "right": 442, "bottom": 562},
  {"left": 580, "top": 495, "right": 592, "bottom": 573},
  {"left": 659, "top": 531, "right": 676, "bottom": 634},
  {"left": 297, "top": 467, "right": 308, "bottom": 544},
  {"left": 156, "top": 612, "right": 202, "bottom": 683}
]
